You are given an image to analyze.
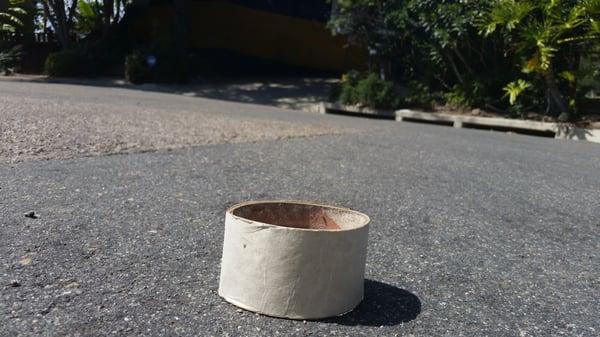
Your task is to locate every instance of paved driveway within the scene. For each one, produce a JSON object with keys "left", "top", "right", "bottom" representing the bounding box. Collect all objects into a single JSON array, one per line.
[
  {"left": 1, "top": 81, "right": 599, "bottom": 337},
  {"left": 0, "top": 80, "right": 373, "bottom": 163}
]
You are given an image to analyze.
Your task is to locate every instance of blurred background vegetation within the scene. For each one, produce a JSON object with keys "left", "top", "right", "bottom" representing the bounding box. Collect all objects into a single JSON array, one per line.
[
  {"left": 330, "top": 0, "right": 600, "bottom": 120},
  {"left": 0, "top": 0, "right": 599, "bottom": 121}
]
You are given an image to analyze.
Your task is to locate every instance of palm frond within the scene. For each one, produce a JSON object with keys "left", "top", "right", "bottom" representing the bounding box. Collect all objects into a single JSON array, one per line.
[
  {"left": 581, "top": 0, "right": 600, "bottom": 14},
  {"left": 0, "top": 13, "right": 24, "bottom": 27},
  {"left": 0, "top": 1, "right": 27, "bottom": 33},
  {"left": 482, "top": 0, "right": 535, "bottom": 35},
  {"left": 558, "top": 33, "right": 600, "bottom": 44},
  {"left": 503, "top": 79, "right": 532, "bottom": 105},
  {"left": 7, "top": 7, "right": 28, "bottom": 16}
]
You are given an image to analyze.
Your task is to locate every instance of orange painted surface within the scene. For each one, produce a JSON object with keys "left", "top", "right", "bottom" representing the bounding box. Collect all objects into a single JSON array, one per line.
[{"left": 131, "top": 1, "right": 367, "bottom": 71}]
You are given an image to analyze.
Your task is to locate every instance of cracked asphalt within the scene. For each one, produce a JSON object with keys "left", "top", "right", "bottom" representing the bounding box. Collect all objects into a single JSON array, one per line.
[{"left": 1, "top": 81, "right": 599, "bottom": 337}]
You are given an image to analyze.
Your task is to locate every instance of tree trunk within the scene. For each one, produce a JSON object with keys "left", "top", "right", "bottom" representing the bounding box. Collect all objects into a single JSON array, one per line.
[
  {"left": 379, "top": 56, "right": 391, "bottom": 81},
  {"left": 453, "top": 46, "right": 475, "bottom": 77},
  {"left": 42, "top": 0, "right": 77, "bottom": 48},
  {"left": 543, "top": 67, "right": 569, "bottom": 115},
  {"left": 41, "top": 0, "right": 68, "bottom": 48},
  {"left": 115, "top": 0, "right": 121, "bottom": 22},
  {"left": 444, "top": 49, "right": 464, "bottom": 85},
  {"left": 103, "top": 0, "right": 114, "bottom": 35},
  {"left": 567, "top": 47, "right": 581, "bottom": 113}
]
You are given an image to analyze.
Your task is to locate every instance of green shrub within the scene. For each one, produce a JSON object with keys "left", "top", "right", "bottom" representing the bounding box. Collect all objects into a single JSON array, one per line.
[
  {"left": 401, "top": 81, "right": 436, "bottom": 111},
  {"left": 44, "top": 49, "right": 97, "bottom": 77},
  {"left": 355, "top": 73, "right": 398, "bottom": 110},
  {"left": 124, "top": 49, "right": 190, "bottom": 84},
  {"left": 338, "top": 70, "right": 361, "bottom": 103},
  {"left": 0, "top": 45, "right": 22, "bottom": 75},
  {"left": 124, "top": 51, "right": 148, "bottom": 84},
  {"left": 338, "top": 71, "right": 399, "bottom": 110},
  {"left": 339, "top": 82, "right": 359, "bottom": 105},
  {"left": 443, "top": 86, "right": 472, "bottom": 110}
]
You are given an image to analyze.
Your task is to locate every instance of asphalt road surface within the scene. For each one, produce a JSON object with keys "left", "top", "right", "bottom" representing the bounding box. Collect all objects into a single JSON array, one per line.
[
  {"left": 1, "top": 81, "right": 599, "bottom": 337},
  {"left": 0, "top": 80, "right": 370, "bottom": 163}
]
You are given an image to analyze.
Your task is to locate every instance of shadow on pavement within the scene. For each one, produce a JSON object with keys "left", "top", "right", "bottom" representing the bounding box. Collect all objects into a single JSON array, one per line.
[
  {"left": 323, "top": 279, "right": 421, "bottom": 326},
  {"left": 1, "top": 75, "right": 335, "bottom": 111}
]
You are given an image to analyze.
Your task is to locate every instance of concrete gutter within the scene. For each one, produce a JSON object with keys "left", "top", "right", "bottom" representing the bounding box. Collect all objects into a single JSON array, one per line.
[
  {"left": 396, "top": 109, "right": 555, "bottom": 132},
  {"left": 314, "top": 102, "right": 395, "bottom": 119},
  {"left": 314, "top": 103, "right": 600, "bottom": 144},
  {"left": 555, "top": 125, "right": 600, "bottom": 143},
  {"left": 396, "top": 109, "right": 600, "bottom": 143}
]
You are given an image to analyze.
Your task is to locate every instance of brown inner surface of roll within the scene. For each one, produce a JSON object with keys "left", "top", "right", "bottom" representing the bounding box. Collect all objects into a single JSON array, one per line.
[{"left": 233, "top": 203, "right": 340, "bottom": 230}]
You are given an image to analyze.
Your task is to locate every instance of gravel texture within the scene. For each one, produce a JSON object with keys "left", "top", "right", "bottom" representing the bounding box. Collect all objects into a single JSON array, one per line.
[
  {"left": 0, "top": 80, "right": 367, "bottom": 163},
  {"left": 1, "top": 113, "right": 599, "bottom": 336}
]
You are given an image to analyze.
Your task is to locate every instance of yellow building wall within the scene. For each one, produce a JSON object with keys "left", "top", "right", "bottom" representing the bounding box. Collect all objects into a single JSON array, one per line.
[{"left": 131, "top": 1, "right": 367, "bottom": 72}]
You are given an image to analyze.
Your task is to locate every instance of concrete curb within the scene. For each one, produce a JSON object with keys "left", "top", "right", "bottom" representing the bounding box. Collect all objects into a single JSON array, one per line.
[
  {"left": 396, "top": 109, "right": 555, "bottom": 132},
  {"left": 396, "top": 109, "right": 600, "bottom": 143},
  {"left": 315, "top": 102, "right": 395, "bottom": 119},
  {"left": 315, "top": 103, "right": 600, "bottom": 144}
]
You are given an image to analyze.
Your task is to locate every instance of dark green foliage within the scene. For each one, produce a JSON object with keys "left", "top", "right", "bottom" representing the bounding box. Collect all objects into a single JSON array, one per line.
[
  {"left": 44, "top": 36, "right": 132, "bottom": 78},
  {"left": 122, "top": 20, "right": 191, "bottom": 84},
  {"left": 124, "top": 51, "right": 147, "bottom": 84},
  {"left": 481, "top": 0, "right": 600, "bottom": 116},
  {"left": 44, "top": 49, "right": 98, "bottom": 77},
  {"left": 0, "top": 0, "right": 28, "bottom": 34},
  {"left": 443, "top": 85, "right": 479, "bottom": 111},
  {"left": 328, "top": 0, "right": 524, "bottom": 114},
  {"left": 337, "top": 72, "right": 400, "bottom": 110},
  {"left": 578, "top": 48, "right": 600, "bottom": 98},
  {"left": 337, "top": 70, "right": 360, "bottom": 105},
  {"left": 331, "top": 0, "right": 600, "bottom": 118},
  {"left": 0, "top": 45, "right": 22, "bottom": 74},
  {"left": 401, "top": 81, "right": 437, "bottom": 111},
  {"left": 355, "top": 73, "right": 399, "bottom": 109},
  {"left": 124, "top": 49, "right": 190, "bottom": 84},
  {"left": 338, "top": 83, "right": 358, "bottom": 106}
]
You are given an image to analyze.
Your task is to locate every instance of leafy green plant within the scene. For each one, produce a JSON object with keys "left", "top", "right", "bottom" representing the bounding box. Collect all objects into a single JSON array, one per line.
[
  {"left": 0, "top": 0, "right": 27, "bottom": 33},
  {"left": 0, "top": 45, "right": 22, "bottom": 74},
  {"left": 329, "top": 0, "right": 407, "bottom": 80},
  {"left": 402, "top": 81, "right": 436, "bottom": 111},
  {"left": 337, "top": 72, "right": 399, "bottom": 110},
  {"left": 124, "top": 49, "right": 191, "bottom": 84},
  {"left": 338, "top": 82, "right": 358, "bottom": 105},
  {"left": 44, "top": 49, "right": 98, "bottom": 77},
  {"left": 443, "top": 85, "right": 477, "bottom": 110},
  {"left": 76, "top": 0, "right": 103, "bottom": 35},
  {"left": 0, "top": 1, "right": 28, "bottom": 75},
  {"left": 355, "top": 73, "right": 399, "bottom": 109},
  {"left": 578, "top": 46, "right": 600, "bottom": 97},
  {"left": 337, "top": 70, "right": 361, "bottom": 105},
  {"left": 329, "top": 0, "right": 517, "bottom": 114},
  {"left": 124, "top": 51, "right": 148, "bottom": 84},
  {"left": 481, "top": 0, "right": 600, "bottom": 115},
  {"left": 503, "top": 79, "right": 532, "bottom": 105}
]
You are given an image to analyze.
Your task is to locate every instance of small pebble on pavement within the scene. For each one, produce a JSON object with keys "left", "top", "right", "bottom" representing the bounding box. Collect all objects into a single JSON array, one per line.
[{"left": 24, "top": 211, "right": 39, "bottom": 219}]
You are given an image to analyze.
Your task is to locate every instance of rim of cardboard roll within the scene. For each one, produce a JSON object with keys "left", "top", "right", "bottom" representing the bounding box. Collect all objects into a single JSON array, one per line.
[{"left": 227, "top": 200, "right": 370, "bottom": 232}]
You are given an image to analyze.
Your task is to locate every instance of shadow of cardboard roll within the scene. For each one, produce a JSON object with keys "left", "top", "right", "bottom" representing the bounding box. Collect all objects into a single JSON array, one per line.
[
  {"left": 324, "top": 279, "right": 421, "bottom": 326},
  {"left": 218, "top": 200, "right": 370, "bottom": 319}
]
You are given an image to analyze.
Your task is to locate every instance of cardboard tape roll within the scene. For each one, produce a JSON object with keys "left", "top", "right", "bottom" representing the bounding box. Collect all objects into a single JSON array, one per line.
[{"left": 218, "top": 200, "right": 370, "bottom": 319}]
